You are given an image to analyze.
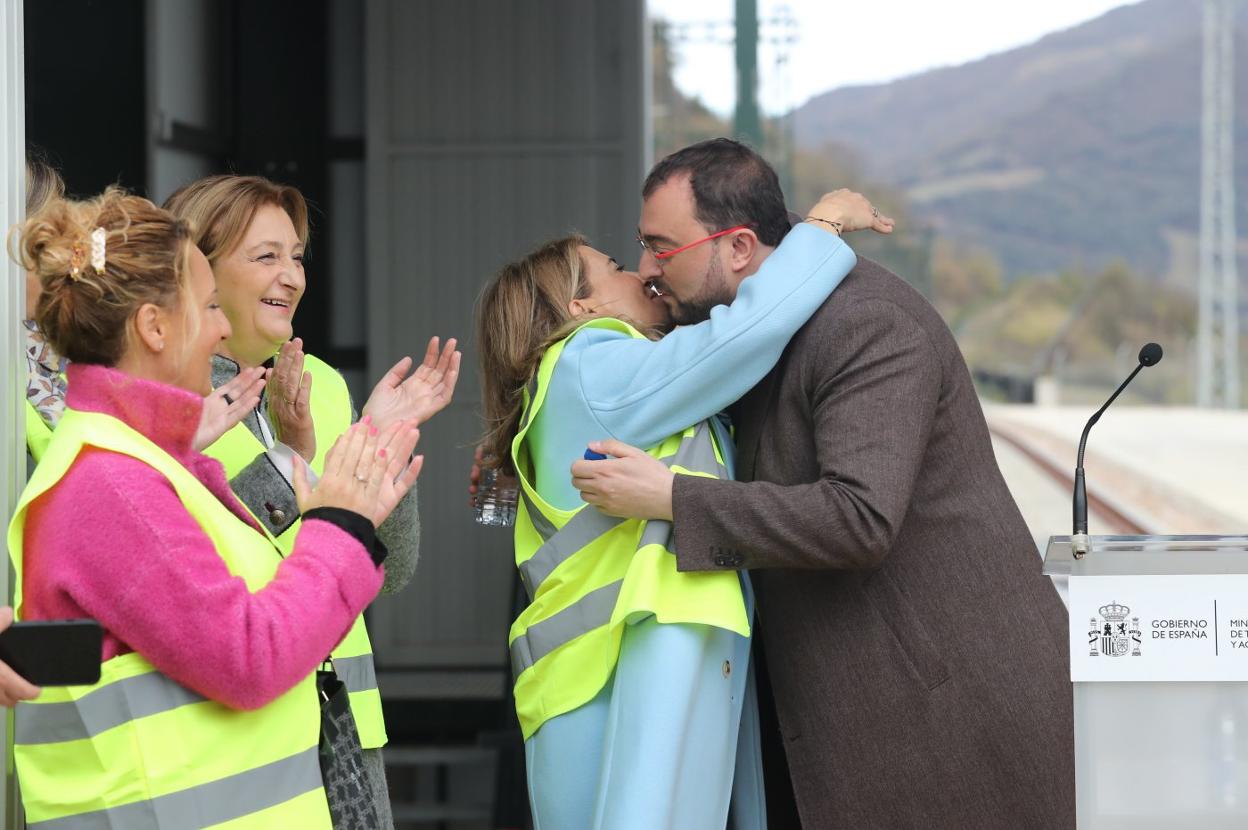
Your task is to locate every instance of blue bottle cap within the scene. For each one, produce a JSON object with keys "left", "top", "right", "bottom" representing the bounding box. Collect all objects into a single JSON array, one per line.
[{"left": 583, "top": 449, "right": 608, "bottom": 461}]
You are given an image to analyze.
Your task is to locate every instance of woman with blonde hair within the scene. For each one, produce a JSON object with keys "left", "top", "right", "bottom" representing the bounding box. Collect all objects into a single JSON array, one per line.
[
  {"left": 15, "top": 158, "right": 261, "bottom": 716},
  {"left": 475, "top": 187, "right": 891, "bottom": 827},
  {"left": 9, "top": 188, "right": 423, "bottom": 828},
  {"left": 165, "top": 174, "right": 459, "bottom": 826},
  {"left": 22, "top": 157, "right": 266, "bottom": 466}
]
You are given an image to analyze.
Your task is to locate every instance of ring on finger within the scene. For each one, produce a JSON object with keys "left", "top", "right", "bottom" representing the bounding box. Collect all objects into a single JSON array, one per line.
[
  {"left": 354, "top": 474, "right": 368, "bottom": 483},
  {"left": 871, "top": 206, "right": 879, "bottom": 218}
]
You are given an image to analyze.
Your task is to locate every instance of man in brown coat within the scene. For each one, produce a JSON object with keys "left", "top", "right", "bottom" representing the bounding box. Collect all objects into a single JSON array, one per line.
[{"left": 574, "top": 139, "right": 1075, "bottom": 828}]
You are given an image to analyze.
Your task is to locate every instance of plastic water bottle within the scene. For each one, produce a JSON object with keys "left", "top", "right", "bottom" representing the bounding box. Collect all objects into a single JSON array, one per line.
[{"left": 475, "top": 465, "right": 518, "bottom": 527}]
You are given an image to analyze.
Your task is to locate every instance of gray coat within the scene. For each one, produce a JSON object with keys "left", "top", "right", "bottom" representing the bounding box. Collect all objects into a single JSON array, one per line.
[{"left": 671, "top": 259, "right": 1075, "bottom": 829}]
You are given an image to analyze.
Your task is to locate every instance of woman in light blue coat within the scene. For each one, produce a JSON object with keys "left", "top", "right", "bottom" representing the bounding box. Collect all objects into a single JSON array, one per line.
[{"left": 475, "top": 187, "right": 891, "bottom": 829}]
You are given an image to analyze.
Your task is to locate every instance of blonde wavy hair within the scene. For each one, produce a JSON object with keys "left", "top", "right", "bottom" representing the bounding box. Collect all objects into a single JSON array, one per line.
[
  {"left": 10, "top": 187, "right": 194, "bottom": 366},
  {"left": 475, "top": 236, "right": 593, "bottom": 472}
]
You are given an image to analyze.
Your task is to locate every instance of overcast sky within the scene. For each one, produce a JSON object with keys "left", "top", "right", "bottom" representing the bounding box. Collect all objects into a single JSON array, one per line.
[{"left": 649, "top": 0, "right": 1138, "bottom": 115}]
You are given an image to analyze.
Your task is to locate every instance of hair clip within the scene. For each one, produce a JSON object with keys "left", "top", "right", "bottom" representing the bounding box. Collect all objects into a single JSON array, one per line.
[
  {"left": 68, "top": 240, "right": 87, "bottom": 280},
  {"left": 90, "top": 227, "right": 107, "bottom": 274}
]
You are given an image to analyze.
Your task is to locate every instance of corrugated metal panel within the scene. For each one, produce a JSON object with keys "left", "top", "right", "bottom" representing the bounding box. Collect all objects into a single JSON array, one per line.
[{"left": 365, "top": 0, "right": 647, "bottom": 679}]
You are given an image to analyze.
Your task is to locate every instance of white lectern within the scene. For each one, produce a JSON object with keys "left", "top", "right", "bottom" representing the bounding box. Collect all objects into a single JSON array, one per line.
[{"left": 1046, "top": 535, "right": 1248, "bottom": 830}]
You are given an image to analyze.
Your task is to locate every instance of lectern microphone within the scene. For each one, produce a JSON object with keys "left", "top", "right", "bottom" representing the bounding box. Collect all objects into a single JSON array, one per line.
[{"left": 1071, "top": 343, "right": 1163, "bottom": 558}]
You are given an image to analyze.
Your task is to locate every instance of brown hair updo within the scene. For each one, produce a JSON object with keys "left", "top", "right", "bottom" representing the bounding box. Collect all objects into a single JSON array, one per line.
[{"left": 10, "top": 187, "right": 194, "bottom": 366}]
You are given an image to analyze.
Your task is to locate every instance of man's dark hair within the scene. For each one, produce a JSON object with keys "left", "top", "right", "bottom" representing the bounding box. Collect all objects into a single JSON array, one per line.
[{"left": 642, "top": 138, "right": 790, "bottom": 247}]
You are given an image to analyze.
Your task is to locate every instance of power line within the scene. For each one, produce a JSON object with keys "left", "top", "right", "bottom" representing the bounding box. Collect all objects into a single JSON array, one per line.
[{"left": 661, "top": 3, "right": 798, "bottom": 190}]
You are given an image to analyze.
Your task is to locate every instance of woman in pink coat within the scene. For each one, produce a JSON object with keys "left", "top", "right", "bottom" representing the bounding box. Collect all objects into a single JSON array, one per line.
[{"left": 11, "top": 188, "right": 424, "bottom": 827}]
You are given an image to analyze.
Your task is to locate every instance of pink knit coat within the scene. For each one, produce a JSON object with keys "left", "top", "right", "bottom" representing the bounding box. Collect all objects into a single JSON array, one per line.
[{"left": 21, "top": 364, "right": 384, "bottom": 710}]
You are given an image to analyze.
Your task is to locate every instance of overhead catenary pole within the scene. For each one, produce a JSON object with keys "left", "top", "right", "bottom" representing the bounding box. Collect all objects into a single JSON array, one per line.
[
  {"left": 734, "top": 0, "right": 763, "bottom": 149},
  {"left": 1197, "top": 0, "right": 1239, "bottom": 408}
]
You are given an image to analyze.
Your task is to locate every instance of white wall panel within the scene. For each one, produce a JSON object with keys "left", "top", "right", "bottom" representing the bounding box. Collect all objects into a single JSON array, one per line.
[{"left": 2, "top": 0, "right": 23, "bottom": 822}]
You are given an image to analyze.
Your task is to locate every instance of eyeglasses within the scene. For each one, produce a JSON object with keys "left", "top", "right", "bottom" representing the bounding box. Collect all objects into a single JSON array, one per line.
[{"left": 636, "top": 224, "right": 751, "bottom": 267}]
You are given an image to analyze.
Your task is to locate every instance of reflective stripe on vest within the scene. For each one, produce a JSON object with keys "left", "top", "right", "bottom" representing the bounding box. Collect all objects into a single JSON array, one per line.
[
  {"left": 205, "top": 352, "right": 387, "bottom": 749},
  {"left": 510, "top": 423, "right": 728, "bottom": 677},
  {"left": 26, "top": 746, "right": 324, "bottom": 830},
  {"left": 14, "top": 672, "right": 206, "bottom": 745},
  {"left": 516, "top": 422, "right": 728, "bottom": 599},
  {"left": 510, "top": 581, "right": 622, "bottom": 680},
  {"left": 507, "top": 318, "right": 749, "bottom": 739},
  {"left": 8, "top": 409, "right": 331, "bottom": 828}
]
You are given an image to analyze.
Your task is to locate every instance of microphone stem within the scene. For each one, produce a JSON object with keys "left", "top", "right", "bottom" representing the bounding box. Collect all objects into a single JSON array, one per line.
[
  {"left": 1073, "top": 469, "right": 1088, "bottom": 535},
  {"left": 1070, "top": 345, "right": 1161, "bottom": 556},
  {"left": 1076, "top": 362, "right": 1145, "bottom": 469}
]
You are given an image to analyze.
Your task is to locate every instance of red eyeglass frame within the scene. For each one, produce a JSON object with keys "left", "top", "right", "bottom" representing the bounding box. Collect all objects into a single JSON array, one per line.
[{"left": 638, "top": 224, "right": 752, "bottom": 262}]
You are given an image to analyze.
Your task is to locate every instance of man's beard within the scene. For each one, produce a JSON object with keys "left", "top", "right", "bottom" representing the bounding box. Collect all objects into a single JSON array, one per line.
[{"left": 665, "top": 254, "right": 733, "bottom": 327}]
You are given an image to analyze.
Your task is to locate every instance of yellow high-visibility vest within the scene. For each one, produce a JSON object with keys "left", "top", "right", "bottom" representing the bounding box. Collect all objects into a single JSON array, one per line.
[
  {"left": 206, "top": 353, "right": 387, "bottom": 749},
  {"left": 8, "top": 407, "right": 332, "bottom": 829},
  {"left": 24, "top": 399, "right": 52, "bottom": 463},
  {"left": 509, "top": 317, "right": 749, "bottom": 739}
]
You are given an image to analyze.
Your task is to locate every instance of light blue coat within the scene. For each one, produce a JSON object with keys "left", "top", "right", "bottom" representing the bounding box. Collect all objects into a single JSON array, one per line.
[
  {"left": 529, "top": 223, "right": 857, "bottom": 507},
  {"left": 522, "top": 224, "right": 857, "bottom": 830}
]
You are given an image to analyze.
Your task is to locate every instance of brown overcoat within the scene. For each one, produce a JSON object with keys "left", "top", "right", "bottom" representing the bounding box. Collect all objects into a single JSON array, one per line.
[{"left": 672, "top": 259, "right": 1076, "bottom": 829}]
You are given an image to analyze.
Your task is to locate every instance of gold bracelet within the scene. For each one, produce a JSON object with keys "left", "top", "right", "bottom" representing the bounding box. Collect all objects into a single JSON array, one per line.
[{"left": 804, "top": 216, "right": 843, "bottom": 234}]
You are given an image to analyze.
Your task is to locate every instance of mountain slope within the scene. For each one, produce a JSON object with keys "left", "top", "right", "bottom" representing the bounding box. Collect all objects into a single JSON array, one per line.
[{"left": 794, "top": 0, "right": 1248, "bottom": 279}]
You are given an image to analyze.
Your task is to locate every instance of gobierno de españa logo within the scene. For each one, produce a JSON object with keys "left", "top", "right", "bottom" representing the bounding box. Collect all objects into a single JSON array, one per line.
[{"left": 1088, "top": 601, "right": 1142, "bottom": 658}]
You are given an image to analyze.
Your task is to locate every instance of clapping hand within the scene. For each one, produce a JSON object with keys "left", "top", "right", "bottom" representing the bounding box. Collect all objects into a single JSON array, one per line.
[
  {"left": 269, "top": 338, "right": 316, "bottom": 463},
  {"left": 367, "top": 419, "right": 426, "bottom": 526},
  {"left": 363, "top": 336, "right": 462, "bottom": 431},
  {"left": 293, "top": 415, "right": 424, "bottom": 527},
  {"left": 193, "top": 366, "right": 266, "bottom": 452}
]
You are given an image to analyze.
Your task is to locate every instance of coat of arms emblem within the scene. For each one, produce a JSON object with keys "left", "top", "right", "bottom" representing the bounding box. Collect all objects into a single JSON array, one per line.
[{"left": 1088, "top": 601, "right": 1142, "bottom": 657}]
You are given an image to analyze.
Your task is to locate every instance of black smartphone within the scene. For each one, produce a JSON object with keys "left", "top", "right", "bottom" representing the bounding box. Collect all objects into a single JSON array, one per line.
[{"left": 0, "top": 619, "right": 102, "bottom": 686}]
